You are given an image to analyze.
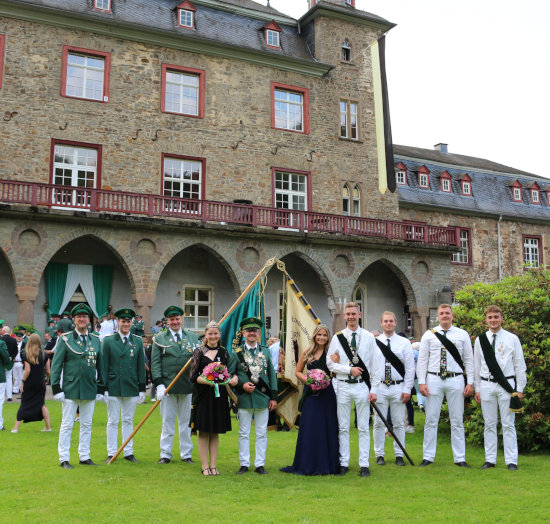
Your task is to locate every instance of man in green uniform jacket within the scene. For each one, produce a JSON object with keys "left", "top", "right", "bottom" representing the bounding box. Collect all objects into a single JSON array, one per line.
[
  {"left": 228, "top": 317, "right": 278, "bottom": 474},
  {"left": 151, "top": 305, "right": 200, "bottom": 464},
  {"left": 100, "top": 308, "right": 146, "bottom": 463},
  {"left": 50, "top": 303, "right": 103, "bottom": 469},
  {"left": 131, "top": 314, "right": 145, "bottom": 337},
  {"left": 0, "top": 338, "right": 14, "bottom": 431}
]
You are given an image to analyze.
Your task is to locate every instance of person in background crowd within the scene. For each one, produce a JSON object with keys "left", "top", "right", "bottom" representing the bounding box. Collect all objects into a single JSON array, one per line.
[
  {"left": 0, "top": 335, "right": 14, "bottom": 431},
  {"left": 1, "top": 325, "right": 17, "bottom": 402},
  {"left": 151, "top": 320, "right": 162, "bottom": 335},
  {"left": 12, "top": 331, "right": 26, "bottom": 396}
]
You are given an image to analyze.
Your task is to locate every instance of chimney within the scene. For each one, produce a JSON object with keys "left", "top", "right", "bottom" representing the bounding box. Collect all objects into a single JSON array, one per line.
[{"left": 434, "top": 143, "right": 448, "bottom": 153}]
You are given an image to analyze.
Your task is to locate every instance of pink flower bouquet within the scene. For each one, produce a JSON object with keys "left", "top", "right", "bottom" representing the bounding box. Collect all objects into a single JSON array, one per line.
[
  {"left": 305, "top": 368, "right": 331, "bottom": 391},
  {"left": 201, "top": 362, "right": 231, "bottom": 397}
]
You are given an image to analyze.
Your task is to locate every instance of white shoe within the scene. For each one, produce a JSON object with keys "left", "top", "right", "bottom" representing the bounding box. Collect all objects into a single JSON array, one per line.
[
  {"left": 11, "top": 429, "right": 18, "bottom": 433},
  {"left": 41, "top": 428, "right": 52, "bottom": 432},
  {"left": 405, "top": 425, "right": 415, "bottom": 434}
]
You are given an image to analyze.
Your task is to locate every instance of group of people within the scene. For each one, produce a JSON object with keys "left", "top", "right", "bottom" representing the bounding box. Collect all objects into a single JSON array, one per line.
[{"left": 0, "top": 299, "right": 527, "bottom": 476}]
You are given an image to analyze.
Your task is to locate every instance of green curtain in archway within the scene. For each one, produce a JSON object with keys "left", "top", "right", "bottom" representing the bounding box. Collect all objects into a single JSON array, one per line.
[
  {"left": 93, "top": 265, "right": 113, "bottom": 317},
  {"left": 45, "top": 262, "right": 68, "bottom": 316}
]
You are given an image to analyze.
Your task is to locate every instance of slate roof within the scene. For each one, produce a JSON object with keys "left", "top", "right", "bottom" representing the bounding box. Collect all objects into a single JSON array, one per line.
[
  {"left": 395, "top": 144, "right": 550, "bottom": 222},
  {"left": 5, "top": 0, "right": 313, "bottom": 60}
]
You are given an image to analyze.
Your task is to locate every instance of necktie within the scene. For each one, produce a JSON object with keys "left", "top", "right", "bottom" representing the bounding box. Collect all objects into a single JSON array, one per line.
[
  {"left": 385, "top": 339, "right": 392, "bottom": 385},
  {"left": 492, "top": 333, "right": 496, "bottom": 350},
  {"left": 123, "top": 336, "right": 128, "bottom": 345},
  {"left": 440, "top": 330, "right": 447, "bottom": 379},
  {"left": 81, "top": 334, "right": 87, "bottom": 345},
  {"left": 351, "top": 332, "right": 357, "bottom": 349},
  {"left": 175, "top": 333, "right": 181, "bottom": 344}
]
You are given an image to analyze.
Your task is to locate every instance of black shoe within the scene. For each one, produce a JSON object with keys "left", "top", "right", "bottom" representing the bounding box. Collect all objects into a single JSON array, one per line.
[
  {"left": 507, "top": 463, "right": 518, "bottom": 470},
  {"left": 335, "top": 466, "right": 349, "bottom": 476},
  {"left": 7, "top": 398, "right": 12, "bottom": 402},
  {"left": 237, "top": 466, "right": 249, "bottom": 474},
  {"left": 376, "top": 456, "right": 385, "bottom": 466},
  {"left": 124, "top": 455, "right": 138, "bottom": 463},
  {"left": 60, "top": 461, "right": 74, "bottom": 469},
  {"left": 359, "top": 467, "right": 370, "bottom": 477},
  {"left": 255, "top": 466, "right": 267, "bottom": 474},
  {"left": 480, "top": 462, "right": 495, "bottom": 469},
  {"left": 158, "top": 458, "right": 171, "bottom": 464},
  {"left": 455, "top": 461, "right": 471, "bottom": 468},
  {"left": 79, "top": 459, "right": 97, "bottom": 466},
  {"left": 419, "top": 459, "right": 433, "bottom": 467},
  {"left": 104, "top": 456, "right": 113, "bottom": 464},
  {"left": 181, "top": 457, "right": 193, "bottom": 464},
  {"left": 395, "top": 457, "right": 405, "bottom": 466}
]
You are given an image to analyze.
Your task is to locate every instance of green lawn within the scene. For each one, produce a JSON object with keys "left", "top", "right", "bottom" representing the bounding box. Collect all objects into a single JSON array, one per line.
[{"left": 2, "top": 398, "right": 548, "bottom": 523}]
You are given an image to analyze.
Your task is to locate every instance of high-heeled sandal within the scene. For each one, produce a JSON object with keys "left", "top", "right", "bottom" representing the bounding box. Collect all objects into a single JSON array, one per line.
[
  {"left": 210, "top": 467, "right": 219, "bottom": 476},
  {"left": 201, "top": 468, "right": 211, "bottom": 476}
]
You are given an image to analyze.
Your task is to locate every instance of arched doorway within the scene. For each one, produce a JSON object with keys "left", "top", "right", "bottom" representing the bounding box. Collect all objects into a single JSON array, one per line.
[{"left": 0, "top": 249, "right": 17, "bottom": 329}]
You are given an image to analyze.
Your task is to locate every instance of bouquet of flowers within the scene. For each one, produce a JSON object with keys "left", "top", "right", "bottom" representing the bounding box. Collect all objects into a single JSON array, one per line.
[
  {"left": 305, "top": 368, "right": 331, "bottom": 391},
  {"left": 202, "top": 362, "right": 231, "bottom": 397}
]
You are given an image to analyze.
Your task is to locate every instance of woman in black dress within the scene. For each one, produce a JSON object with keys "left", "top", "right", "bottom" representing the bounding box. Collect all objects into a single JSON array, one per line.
[
  {"left": 189, "top": 321, "right": 238, "bottom": 476},
  {"left": 11, "top": 334, "right": 51, "bottom": 433}
]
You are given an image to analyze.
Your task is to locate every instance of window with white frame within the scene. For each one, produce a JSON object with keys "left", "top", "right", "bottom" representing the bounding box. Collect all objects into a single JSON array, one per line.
[
  {"left": 513, "top": 187, "right": 522, "bottom": 201},
  {"left": 341, "top": 41, "right": 351, "bottom": 61},
  {"left": 342, "top": 185, "right": 350, "bottom": 216},
  {"left": 340, "top": 100, "right": 358, "bottom": 139},
  {"left": 352, "top": 185, "right": 360, "bottom": 216},
  {"left": 523, "top": 236, "right": 540, "bottom": 267},
  {"left": 419, "top": 173, "right": 429, "bottom": 188},
  {"left": 266, "top": 29, "right": 280, "bottom": 48},
  {"left": 462, "top": 181, "right": 472, "bottom": 195},
  {"left": 531, "top": 189, "right": 540, "bottom": 203},
  {"left": 183, "top": 287, "right": 212, "bottom": 331},
  {"left": 179, "top": 9, "right": 194, "bottom": 28},
  {"left": 163, "top": 157, "right": 202, "bottom": 200},
  {"left": 274, "top": 88, "right": 304, "bottom": 132},
  {"left": 165, "top": 70, "right": 200, "bottom": 116},
  {"left": 65, "top": 52, "right": 106, "bottom": 101},
  {"left": 396, "top": 171, "right": 406, "bottom": 185},
  {"left": 274, "top": 171, "right": 307, "bottom": 210},
  {"left": 53, "top": 144, "right": 98, "bottom": 207},
  {"left": 451, "top": 229, "right": 470, "bottom": 264},
  {"left": 94, "top": 0, "right": 111, "bottom": 11},
  {"left": 441, "top": 178, "right": 451, "bottom": 192}
]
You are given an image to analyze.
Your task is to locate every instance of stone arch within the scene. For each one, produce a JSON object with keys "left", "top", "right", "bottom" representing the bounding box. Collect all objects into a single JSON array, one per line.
[
  {"left": 0, "top": 241, "right": 17, "bottom": 286},
  {"left": 362, "top": 258, "right": 417, "bottom": 307}
]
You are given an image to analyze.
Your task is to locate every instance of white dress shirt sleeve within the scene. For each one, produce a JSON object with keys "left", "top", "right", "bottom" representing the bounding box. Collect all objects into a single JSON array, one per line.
[
  {"left": 402, "top": 341, "right": 415, "bottom": 394},
  {"left": 512, "top": 334, "right": 527, "bottom": 393},
  {"left": 473, "top": 336, "right": 482, "bottom": 392},
  {"left": 416, "top": 332, "right": 430, "bottom": 385},
  {"left": 326, "top": 334, "right": 352, "bottom": 375},
  {"left": 461, "top": 329, "right": 474, "bottom": 385}
]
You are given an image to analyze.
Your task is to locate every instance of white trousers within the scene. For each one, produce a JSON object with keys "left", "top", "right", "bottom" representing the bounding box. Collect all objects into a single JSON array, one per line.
[
  {"left": 106, "top": 396, "right": 138, "bottom": 457},
  {"left": 58, "top": 399, "right": 95, "bottom": 463},
  {"left": 0, "top": 382, "right": 5, "bottom": 429},
  {"left": 5, "top": 370, "right": 12, "bottom": 398},
  {"left": 238, "top": 408, "right": 269, "bottom": 468},
  {"left": 159, "top": 394, "right": 193, "bottom": 460},
  {"left": 480, "top": 381, "right": 518, "bottom": 465},
  {"left": 423, "top": 374, "right": 465, "bottom": 462},
  {"left": 336, "top": 381, "right": 371, "bottom": 467},
  {"left": 373, "top": 384, "right": 406, "bottom": 458},
  {"left": 12, "top": 362, "right": 24, "bottom": 393}
]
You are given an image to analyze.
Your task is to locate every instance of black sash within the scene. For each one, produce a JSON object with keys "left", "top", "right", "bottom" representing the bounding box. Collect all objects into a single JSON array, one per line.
[
  {"left": 337, "top": 333, "right": 371, "bottom": 389},
  {"left": 375, "top": 339, "right": 405, "bottom": 378},
  {"left": 433, "top": 330, "right": 465, "bottom": 372},
  {"left": 234, "top": 346, "right": 272, "bottom": 397},
  {"left": 479, "top": 333, "right": 523, "bottom": 413}
]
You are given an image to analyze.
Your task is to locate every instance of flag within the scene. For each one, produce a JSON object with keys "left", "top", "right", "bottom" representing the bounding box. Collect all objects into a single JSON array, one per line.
[
  {"left": 371, "top": 35, "right": 396, "bottom": 194},
  {"left": 277, "top": 277, "right": 320, "bottom": 427},
  {"left": 219, "top": 280, "right": 265, "bottom": 354}
]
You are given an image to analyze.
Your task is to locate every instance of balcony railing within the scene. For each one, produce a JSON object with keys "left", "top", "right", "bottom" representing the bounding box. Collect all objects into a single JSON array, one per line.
[{"left": 0, "top": 179, "right": 460, "bottom": 247}]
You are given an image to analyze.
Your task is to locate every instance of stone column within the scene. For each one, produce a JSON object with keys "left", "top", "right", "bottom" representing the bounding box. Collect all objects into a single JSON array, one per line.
[
  {"left": 410, "top": 305, "right": 430, "bottom": 340},
  {"left": 133, "top": 292, "right": 155, "bottom": 336},
  {"left": 16, "top": 286, "right": 39, "bottom": 326}
]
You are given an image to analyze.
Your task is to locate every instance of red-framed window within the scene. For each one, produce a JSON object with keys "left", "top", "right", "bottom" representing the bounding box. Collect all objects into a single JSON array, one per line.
[
  {"left": 344, "top": 0, "right": 355, "bottom": 6},
  {"left": 264, "top": 21, "right": 282, "bottom": 49},
  {"left": 271, "top": 82, "right": 310, "bottom": 134},
  {"left": 530, "top": 183, "right": 540, "bottom": 204},
  {"left": 272, "top": 167, "right": 311, "bottom": 211},
  {"left": 0, "top": 34, "right": 5, "bottom": 89},
  {"left": 161, "top": 153, "right": 206, "bottom": 200},
  {"left": 417, "top": 166, "right": 430, "bottom": 189},
  {"left": 395, "top": 162, "right": 407, "bottom": 185},
  {"left": 177, "top": 0, "right": 196, "bottom": 29},
  {"left": 523, "top": 235, "right": 542, "bottom": 268},
  {"left": 440, "top": 171, "right": 452, "bottom": 193},
  {"left": 451, "top": 227, "right": 472, "bottom": 266},
  {"left": 461, "top": 174, "right": 472, "bottom": 196},
  {"left": 93, "top": 0, "right": 111, "bottom": 12},
  {"left": 161, "top": 64, "right": 205, "bottom": 118},
  {"left": 50, "top": 139, "right": 102, "bottom": 207},
  {"left": 61, "top": 46, "right": 111, "bottom": 103},
  {"left": 511, "top": 180, "right": 523, "bottom": 202}
]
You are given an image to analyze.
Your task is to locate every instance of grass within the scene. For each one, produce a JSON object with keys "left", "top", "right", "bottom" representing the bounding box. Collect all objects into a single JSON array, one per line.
[{"left": 2, "top": 397, "right": 549, "bottom": 523}]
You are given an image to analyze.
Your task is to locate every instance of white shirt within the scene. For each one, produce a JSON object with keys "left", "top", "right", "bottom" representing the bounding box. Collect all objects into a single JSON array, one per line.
[
  {"left": 373, "top": 333, "right": 415, "bottom": 395},
  {"left": 417, "top": 325, "right": 474, "bottom": 385},
  {"left": 326, "top": 326, "right": 379, "bottom": 384},
  {"left": 474, "top": 328, "right": 527, "bottom": 393},
  {"left": 268, "top": 341, "right": 280, "bottom": 372},
  {"left": 99, "top": 319, "right": 117, "bottom": 341}
]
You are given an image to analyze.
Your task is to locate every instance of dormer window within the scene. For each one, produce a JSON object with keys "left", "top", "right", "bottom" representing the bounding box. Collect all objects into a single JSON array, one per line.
[
  {"left": 177, "top": 1, "right": 196, "bottom": 29},
  {"left": 460, "top": 174, "right": 472, "bottom": 196},
  {"left": 345, "top": 0, "right": 355, "bottom": 6},
  {"left": 395, "top": 162, "right": 407, "bottom": 185},
  {"left": 264, "top": 21, "right": 282, "bottom": 49},
  {"left": 512, "top": 180, "right": 523, "bottom": 202},
  {"left": 530, "top": 183, "right": 540, "bottom": 204},
  {"left": 440, "top": 171, "right": 452, "bottom": 193},
  {"left": 417, "top": 166, "right": 430, "bottom": 189},
  {"left": 93, "top": 0, "right": 111, "bottom": 11},
  {"left": 341, "top": 41, "right": 351, "bottom": 62}
]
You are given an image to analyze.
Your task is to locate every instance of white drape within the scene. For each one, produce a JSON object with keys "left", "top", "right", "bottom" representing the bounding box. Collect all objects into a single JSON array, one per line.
[{"left": 58, "top": 264, "right": 98, "bottom": 317}]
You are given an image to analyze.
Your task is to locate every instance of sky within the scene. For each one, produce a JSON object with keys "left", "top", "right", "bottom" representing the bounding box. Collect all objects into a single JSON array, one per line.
[{"left": 271, "top": 0, "right": 550, "bottom": 177}]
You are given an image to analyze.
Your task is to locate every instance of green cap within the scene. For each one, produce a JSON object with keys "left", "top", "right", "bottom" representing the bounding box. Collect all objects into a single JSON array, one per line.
[
  {"left": 45, "top": 328, "right": 56, "bottom": 337},
  {"left": 114, "top": 308, "right": 136, "bottom": 319},
  {"left": 71, "top": 303, "right": 92, "bottom": 317},
  {"left": 164, "top": 305, "right": 184, "bottom": 318},
  {"left": 15, "top": 331, "right": 24, "bottom": 337},
  {"left": 239, "top": 317, "right": 263, "bottom": 330},
  {"left": 0, "top": 319, "right": 4, "bottom": 327}
]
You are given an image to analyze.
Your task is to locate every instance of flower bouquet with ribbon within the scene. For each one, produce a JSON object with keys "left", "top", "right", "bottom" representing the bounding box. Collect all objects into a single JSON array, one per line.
[
  {"left": 305, "top": 368, "right": 331, "bottom": 391},
  {"left": 201, "top": 362, "right": 231, "bottom": 398}
]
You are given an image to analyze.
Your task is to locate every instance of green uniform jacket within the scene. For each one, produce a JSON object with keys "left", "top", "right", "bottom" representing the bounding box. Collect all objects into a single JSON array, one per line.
[
  {"left": 57, "top": 318, "right": 73, "bottom": 333},
  {"left": 131, "top": 320, "right": 145, "bottom": 337},
  {"left": 50, "top": 330, "right": 102, "bottom": 400},
  {"left": 228, "top": 344, "right": 278, "bottom": 410},
  {"left": 151, "top": 329, "right": 200, "bottom": 395},
  {"left": 99, "top": 333, "right": 146, "bottom": 396},
  {"left": 0, "top": 340, "right": 14, "bottom": 382}
]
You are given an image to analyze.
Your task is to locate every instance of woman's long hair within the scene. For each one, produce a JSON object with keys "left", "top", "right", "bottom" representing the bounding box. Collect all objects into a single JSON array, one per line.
[
  {"left": 25, "top": 333, "right": 43, "bottom": 365},
  {"left": 302, "top": 324, "right": 331, "bottom": 364}
]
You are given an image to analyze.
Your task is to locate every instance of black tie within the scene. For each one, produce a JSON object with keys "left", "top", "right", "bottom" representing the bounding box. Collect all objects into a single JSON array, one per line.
[
  {"left": 491, "top": 333, "right": 496, "bottom": 350},
  {"left": 123, "top": 336, "right": 128, "bottom": 345},
  {"left": 81, "top": 334, "right": 87, "bottom": 345}
]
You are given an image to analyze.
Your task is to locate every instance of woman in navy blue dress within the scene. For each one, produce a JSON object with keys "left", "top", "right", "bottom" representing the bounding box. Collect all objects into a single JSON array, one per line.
[{"left": 281, "top": 324, "right": 339, "bottom": 475}]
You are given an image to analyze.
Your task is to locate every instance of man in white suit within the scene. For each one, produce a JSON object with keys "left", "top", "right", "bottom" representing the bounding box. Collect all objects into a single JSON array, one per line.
[{"left": 327, "top": 302, "right": 379, "bottom": 477}]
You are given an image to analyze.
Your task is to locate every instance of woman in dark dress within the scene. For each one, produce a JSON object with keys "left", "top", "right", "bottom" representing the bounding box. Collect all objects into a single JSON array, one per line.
[
  {"left": 189, "top": 321, "right": 238, "bottom": 476},
  {"left": 11, "top": 334, "right": 51, "bottom": 433},
  {"left": 281, "top": 324, "right": 339, "bottom": 475}
]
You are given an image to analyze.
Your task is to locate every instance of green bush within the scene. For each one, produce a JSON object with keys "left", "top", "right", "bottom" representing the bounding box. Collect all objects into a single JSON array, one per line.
[{"left": 453, "top": 269, "right": 550, "bottom": 452}]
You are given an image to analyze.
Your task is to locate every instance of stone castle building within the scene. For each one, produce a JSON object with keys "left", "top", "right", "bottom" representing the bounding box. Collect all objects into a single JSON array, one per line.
[{"left": 0, "top": 0, "right": 546, "bottom": 337}]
